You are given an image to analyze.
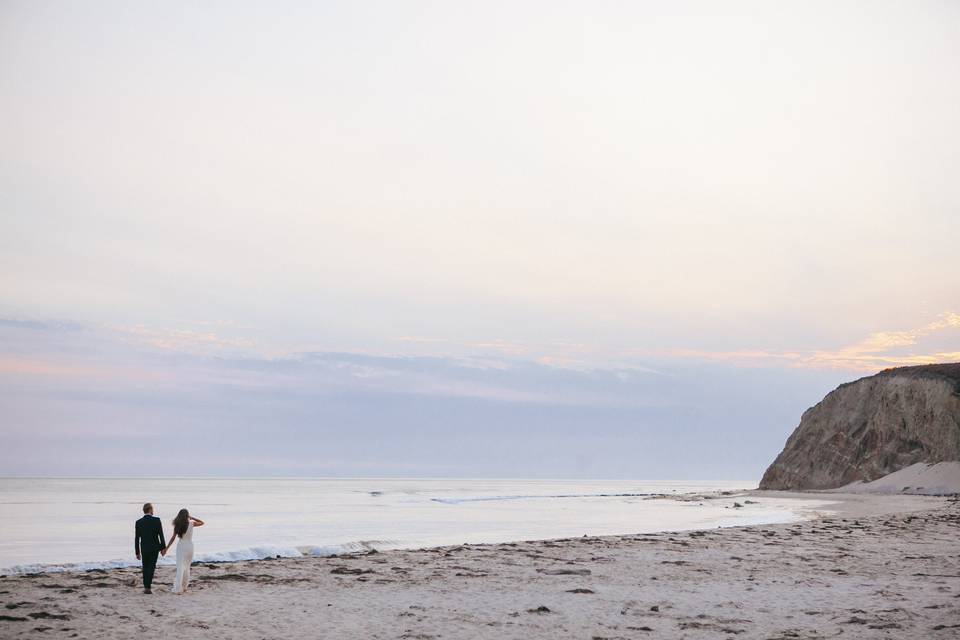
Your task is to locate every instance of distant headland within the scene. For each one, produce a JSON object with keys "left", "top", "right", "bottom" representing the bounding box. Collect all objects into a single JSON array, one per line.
[{"left": 760, "top": 363, "right": 960, "bottom": 493}]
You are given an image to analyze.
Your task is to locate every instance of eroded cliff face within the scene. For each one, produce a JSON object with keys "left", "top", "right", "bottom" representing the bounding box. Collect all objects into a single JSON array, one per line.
[{"left": 759, "top": 364, "right": 960, "bottom": 490}]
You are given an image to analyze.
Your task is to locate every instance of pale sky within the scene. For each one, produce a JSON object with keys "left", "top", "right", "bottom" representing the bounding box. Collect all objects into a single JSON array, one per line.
[{"left": 1, "top": 2, "right": 958, "bottom": 477}]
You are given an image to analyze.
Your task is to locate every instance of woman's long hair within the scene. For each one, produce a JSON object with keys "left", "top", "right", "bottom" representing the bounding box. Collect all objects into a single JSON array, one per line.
[{"left": 172, "top": 508, "right": 190, "bottom": 538}]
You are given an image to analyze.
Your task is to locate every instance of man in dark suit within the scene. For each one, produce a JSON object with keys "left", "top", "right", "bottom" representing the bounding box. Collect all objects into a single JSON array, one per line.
[{"left": 135, "top": 503, "right": 166, "bottom": 594}]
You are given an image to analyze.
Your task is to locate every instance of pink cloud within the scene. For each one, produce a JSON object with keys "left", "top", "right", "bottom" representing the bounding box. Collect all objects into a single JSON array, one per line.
[{"left": 654, "top": 312, "right": 960, "bottom": 372}]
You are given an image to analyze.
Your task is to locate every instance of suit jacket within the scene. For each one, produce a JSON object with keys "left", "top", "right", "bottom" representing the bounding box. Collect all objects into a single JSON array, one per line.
[{"left": 135, "top": 515, "right": 166, "bottom": 556}]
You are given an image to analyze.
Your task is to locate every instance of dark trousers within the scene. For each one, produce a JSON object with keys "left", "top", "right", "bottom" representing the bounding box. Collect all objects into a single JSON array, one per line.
[{"left": 141, "top": 550, "right": 159, "bottom": 589}]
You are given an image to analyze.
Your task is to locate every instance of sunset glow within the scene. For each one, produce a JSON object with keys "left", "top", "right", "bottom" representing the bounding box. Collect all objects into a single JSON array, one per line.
[{"left": 2, "top": 1, "right": 957, "bottom": 477}]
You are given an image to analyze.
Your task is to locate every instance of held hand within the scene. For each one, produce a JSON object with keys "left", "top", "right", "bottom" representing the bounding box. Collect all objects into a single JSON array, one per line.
[
  {"left": 136, "top": 553, "right": 141, "bottom": 561},
  {"left": 160, "top": 549, "right": 166, "bottom": 557}
]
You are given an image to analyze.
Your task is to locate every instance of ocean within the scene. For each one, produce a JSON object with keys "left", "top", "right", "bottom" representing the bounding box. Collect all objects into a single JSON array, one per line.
[{"left": 0, "top": 478, "right": 833, "bottom": 574}]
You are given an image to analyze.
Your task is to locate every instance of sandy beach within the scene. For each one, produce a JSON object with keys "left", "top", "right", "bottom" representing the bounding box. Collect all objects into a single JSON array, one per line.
[
  {"left": 2, "top": 492, "right": 958, "bottom": 639},
  {"left": 5, "top": 3, "right": 959, "bottom": 638}
]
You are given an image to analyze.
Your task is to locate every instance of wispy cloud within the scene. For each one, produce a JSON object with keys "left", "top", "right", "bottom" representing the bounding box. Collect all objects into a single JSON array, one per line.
[
  {"left": 801, "top": 312, "right": 960, "bottom": 370},
  {"left": 0, "top": 356, "right": 108, "bottom": 378},
  {"left": 657, "top": 312, "right": 960, "bottom": 372},
  {"left": 0, "top": 318, "right": 666, "bottom": 407},
  {"left": 0, "top": 314, "right": 857, "bottom": 477},
  {"left": 114, "top": 324, "right": 257, "bottom": 355},
  {"left": 467, "top": 339, "right": 534, "bottom": 357}
]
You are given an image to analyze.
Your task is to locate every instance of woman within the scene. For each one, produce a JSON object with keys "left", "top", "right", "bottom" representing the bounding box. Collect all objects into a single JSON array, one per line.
[{"left": 164, "top": 508, "right": 204, "bottom": 594}]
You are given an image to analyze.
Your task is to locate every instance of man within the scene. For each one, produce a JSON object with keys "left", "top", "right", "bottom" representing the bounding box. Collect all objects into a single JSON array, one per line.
[{"left": 134, "top": 503, "right": 166, "bottom": 594}]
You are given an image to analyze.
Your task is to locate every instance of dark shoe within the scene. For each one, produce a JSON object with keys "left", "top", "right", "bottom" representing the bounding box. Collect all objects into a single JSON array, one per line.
[{"left": 144, "top": 588, "right": 152, "bottom": 594}]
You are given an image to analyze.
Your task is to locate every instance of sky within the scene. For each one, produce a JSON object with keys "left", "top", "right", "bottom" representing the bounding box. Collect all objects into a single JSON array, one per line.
[{"left": 1, "top": 1, "right": 958, "bottom": 478}]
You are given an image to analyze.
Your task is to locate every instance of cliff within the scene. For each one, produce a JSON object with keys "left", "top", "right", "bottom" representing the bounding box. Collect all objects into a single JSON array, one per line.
[{"left": 759, "top": 363, "right": 960, "bottom": 490}]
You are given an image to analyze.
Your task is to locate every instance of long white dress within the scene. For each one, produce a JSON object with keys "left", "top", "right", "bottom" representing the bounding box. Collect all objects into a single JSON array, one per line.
[{"left": 171, "top": 522, "right": 194, "bottom": 594}]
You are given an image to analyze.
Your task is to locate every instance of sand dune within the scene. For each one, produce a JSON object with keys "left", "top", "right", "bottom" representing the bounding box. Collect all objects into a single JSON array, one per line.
[{"left": 834, "top": 461, "right": 960, "bottom": 496}]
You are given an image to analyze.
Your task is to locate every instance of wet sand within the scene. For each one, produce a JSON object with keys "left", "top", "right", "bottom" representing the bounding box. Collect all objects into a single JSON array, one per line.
[{"left": 1, "top": 493, "right": 958, "bottom": 639}]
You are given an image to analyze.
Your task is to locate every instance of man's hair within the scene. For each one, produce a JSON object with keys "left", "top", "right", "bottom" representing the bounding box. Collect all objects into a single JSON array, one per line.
[{"left": 143, "top": 503, "right": 153, "bottom": 514}]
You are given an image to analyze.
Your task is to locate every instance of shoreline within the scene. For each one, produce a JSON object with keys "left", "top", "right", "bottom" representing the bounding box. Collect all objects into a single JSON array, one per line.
[
  {"left": 3, "top": 492, "right": 959, "bottom": 638},
  {"left": 0, "top": 490, "right": 945, "bottom": 577},
  {"left": 1, "top": 489, "right": 836, "bottom": 577}
]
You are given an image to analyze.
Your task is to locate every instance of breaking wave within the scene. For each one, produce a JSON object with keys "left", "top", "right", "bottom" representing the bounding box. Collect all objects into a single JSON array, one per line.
[
  {"left": 430, "top": 492, "right": 657, "bottom": 505},
  {"left": 0, "top": 540, "right": 401, "bottom": 576}
]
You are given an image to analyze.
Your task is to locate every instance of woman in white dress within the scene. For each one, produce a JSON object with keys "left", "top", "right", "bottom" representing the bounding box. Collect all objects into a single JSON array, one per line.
[{"left": 164, "top": 508, "right": 204, "bottom": 594}]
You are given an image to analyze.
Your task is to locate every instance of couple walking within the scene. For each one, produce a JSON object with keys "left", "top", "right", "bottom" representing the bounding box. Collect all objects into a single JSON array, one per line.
[{"left": 134, "top": 503, "right": 205, "bottom": 594}]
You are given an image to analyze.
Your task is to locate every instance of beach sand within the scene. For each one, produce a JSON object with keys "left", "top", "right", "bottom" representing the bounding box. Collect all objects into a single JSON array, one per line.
[
  {"left": 832, "top": 462, "right": 960, "bottom": 496},
  {"left": 2, "top": 492, "right": 958, "bottom": 639}
]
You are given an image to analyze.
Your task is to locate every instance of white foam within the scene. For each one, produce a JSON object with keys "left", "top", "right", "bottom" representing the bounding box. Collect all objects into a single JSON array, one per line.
[
  {"left": 1, "top": 546, "right": 297, "bottom": 576},
  {"left": 430, "top": 492, "right": 657, "bottom": 505},
  {"left": 0, "top": 541, "right": 409, "bottom": 575},
  {"left": 298, "top": 540, "right": 400, "bottom": 556}
]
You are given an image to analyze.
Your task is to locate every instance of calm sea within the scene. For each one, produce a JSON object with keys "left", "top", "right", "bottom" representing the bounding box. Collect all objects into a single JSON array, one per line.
[{"left": 0, "top": 478, "right": 833, "bottom": 574}]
